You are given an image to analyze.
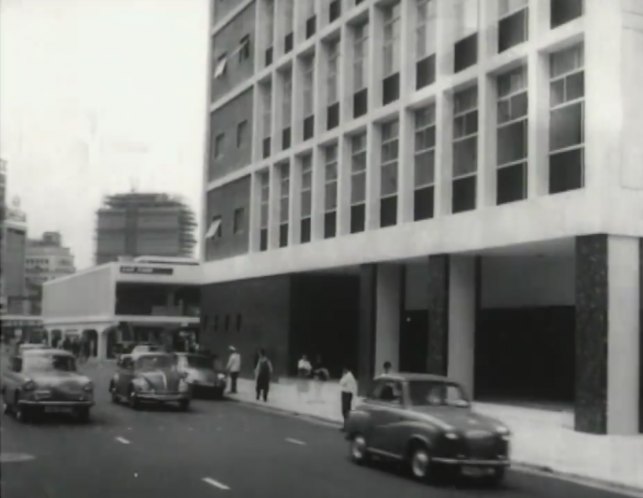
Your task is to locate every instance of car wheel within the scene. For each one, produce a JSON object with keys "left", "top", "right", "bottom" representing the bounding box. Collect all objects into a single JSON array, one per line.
[
  {"left": 76, "top": 407, "right": 91, "bottom": 423},
  {"left": 486, "top": 468, "right": 506, "bottom": 487},
  {"left": 128, "top": 387, "right": 140, "bottom": 410},
  {"left": 178, "top": 399, "right": 190, "bottom": 411},
  {"left": 349, "top": 433, "right": 369, "bottom": 465},
  {"left": 409, "top": 445, "right": 431, "bottom": 481}
]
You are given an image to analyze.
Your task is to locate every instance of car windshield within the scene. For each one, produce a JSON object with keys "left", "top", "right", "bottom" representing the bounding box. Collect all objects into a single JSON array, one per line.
[
  {"left": 408, "top": 381, "right": 468, "bottom": 407},
  {"left": 24, "top": 354, "right": 76, "bottom": 372},
  {"left": 185, "top": 355, "right": 212, "bottom": 369},
  {"left": 135, "top": 355, "right": 176, "bottom": 371}
]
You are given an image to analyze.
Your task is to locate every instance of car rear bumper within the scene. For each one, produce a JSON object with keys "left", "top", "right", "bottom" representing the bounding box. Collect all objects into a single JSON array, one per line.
[
  {"left": 432, "top": 457, "right": 510, "bottom": 467},
  {"left": 19, "top": 400, "right": 94, "bottom": 408}
]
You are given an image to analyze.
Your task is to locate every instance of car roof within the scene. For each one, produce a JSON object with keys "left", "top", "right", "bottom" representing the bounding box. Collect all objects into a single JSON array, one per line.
[
  {"left": 131, "top": 351, "right": 174, "bottom": 359},
  {"left": 21, "top": 348, "right": 73, "bottom": 358},
  {"left": 375, "top": 372, "right": 457, "bottom": 383}
]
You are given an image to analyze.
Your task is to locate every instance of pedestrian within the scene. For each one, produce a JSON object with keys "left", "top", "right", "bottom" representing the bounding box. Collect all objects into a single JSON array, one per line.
[
  {"left": 339, "top": 366, "right": 358, "bottom": 431},
  {"left": 226, "top": 346, "right": 241, "bottom": 394},
  {"left": 312, "top": 355, "right": 329, "bottom": 403},
  {"left": 297, "top": 354, "right": 312, "bottom": 402},
  {"left": 254, "top": 349, "right": 272, "bottom": 402},
  {"left": 379, "top": 361, "right": 393, "bottom": 377}
]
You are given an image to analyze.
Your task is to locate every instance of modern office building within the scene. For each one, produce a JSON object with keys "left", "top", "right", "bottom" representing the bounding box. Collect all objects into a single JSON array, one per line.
[
  {"left": 25, "top": 231, "right": 76, "bottom": 315},
  {"left": 202, "top": 0, "right": 643, "bottom": 435},
  {"left": 95, "top": 192, "right": 197, "bottom": 264}
]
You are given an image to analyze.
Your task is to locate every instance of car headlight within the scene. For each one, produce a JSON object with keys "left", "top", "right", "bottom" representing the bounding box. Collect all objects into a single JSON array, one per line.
[
  {"left": 83, "top": 382, "right": 94, "bottom": 392},
  {"left": 445, "top": 432, "right": 459, "bottom": 440},
  {"left": 496, "top": 425, "right": 511, "bottom": 437},
  {"left": 133, "top": 379, "right": 151, "bottom": 392}
]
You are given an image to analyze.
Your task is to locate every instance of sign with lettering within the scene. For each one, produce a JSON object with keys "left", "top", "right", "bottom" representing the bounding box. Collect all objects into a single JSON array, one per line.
[{"left": 119, "top": 266, "right": 174, "bottom": 276}]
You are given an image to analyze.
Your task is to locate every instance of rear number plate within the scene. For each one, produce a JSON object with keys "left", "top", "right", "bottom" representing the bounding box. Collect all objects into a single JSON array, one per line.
[
  {"left": 44, "top": 407, "right": 72, "bottom": 414},
  {"left": 461, "top": 466, "right": 493, "bottom": 477}
]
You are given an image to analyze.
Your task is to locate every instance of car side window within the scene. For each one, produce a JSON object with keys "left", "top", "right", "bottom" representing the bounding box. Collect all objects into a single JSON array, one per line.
[
  {"left": 121, "top": 357, "right": 133, "bottom": 370},
  {"left": 370, "top": 380, "right": 403, "bottom": 404}
]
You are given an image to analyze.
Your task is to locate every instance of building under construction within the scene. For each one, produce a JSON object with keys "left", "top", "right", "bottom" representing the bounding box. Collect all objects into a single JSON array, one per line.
[{"left": 95, "top": 192, "right": 196, "bottom": 264}]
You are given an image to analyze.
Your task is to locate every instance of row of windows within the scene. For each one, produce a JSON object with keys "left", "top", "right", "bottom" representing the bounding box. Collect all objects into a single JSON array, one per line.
[
  {"left": 206, "top": 207, "right": 246, "bottom": 240},
  {"left": 213, "top": 120, "right": 248, "bottom": 160},
  {"left": 250, "top": 43, "right": 584, "bottom": 250},
  {"left": 253, "top": 0, "right": 583, "bottom": 161},
  {"left": 203, "top": 313, "right": 242, "bottom": 333}
]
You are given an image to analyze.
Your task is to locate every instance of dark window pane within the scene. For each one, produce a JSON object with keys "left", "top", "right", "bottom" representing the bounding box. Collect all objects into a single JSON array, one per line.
[
  {"left": 303, "top": 115, "right": 314, "bottom": 140},
  {"left": 327, "top": 102, "right": 339, "bottom": 130},
  {"left": 329, "top": 0, "right": 341, "bottom": 22},
  {"left": 350, "top": 204, "right": 365, "bottom": 233},
  {"left": 284, "top": 32, "right": 293, "bottom": 53},
  {"left": 416, "top": 54, "right": 436, "bottom": 90},
  {"left": 260, "top": 228, "right": 268, "bottom": 251},
  {"left": 551, "top": 0, "right": 583, "bottom": 28},
  {"left": 499, "top": 8, "right": 528, "bottom": 53},
  {"left": 550, "top": 79, "right": 565, "bottom": 106},
  {"left": 263, "top": 137, "right": 271, "bottom": 158},
  {"left": 265, "top": 47, "right": 273, "bottom": 67},
  {"left": 414, "top": 186, "right": 434, "bottom": 221},
  {"left": 279, "top": 223, "right": 288, "bottom": 247},
  {"left": 282, "top": 127, "right": 291, "bottom": 150},
  {"left": 301, "top": 218, "right": 311, "bottom": 243},
  {"left": 465, "top": 110, "right": 478, "bottom": 134},
  {"left": 497, "top": 163, "right": 527, "bottom": 204},
  {"left": 454, "top": 33, "right": 477, "bottom": 72},
  {"left": 498, "top": 120, "right": 527, "bottom": 165},
  {"left": 380, "top": 196, "right": 397, "bottom": 227},
  {"left": 382, "top": 73, "right": 400, "bottom": 105},
  {"left": 354, "top": 88, "right": 368, "bottom": 118},
  {"left": 549, "top": 148, "right": 583, "bottom": 193},
  {"left": 324, "top": 211, "right": 337, "bottom": 238},
  {"left": 452, "top": 176, "right": 476, "bottom": 213},
  {"left": 511, "top": 92, "right": 528, "bottom": 119},
  {"left": 550, "top": 103, "right": 583, "bottom": 151},
  {"left": 453, "top": 136, "right": 477, "bottom": 176},
  {"left": 306, "top": 16, "right": 316, "bottom": 39},
  {"left": 567, "top": 72, "right": 584, "bottom": 100}
]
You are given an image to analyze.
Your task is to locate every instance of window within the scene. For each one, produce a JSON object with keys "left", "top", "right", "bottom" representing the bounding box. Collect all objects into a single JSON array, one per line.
[
  {"left": 305, "top": 0, "right": 316, "bottom": 38},
  {"left": 353, "top": 21, "right": 368, "bottom": 117},
  {"left": 369, "top": 380, "right": 403, "bottom": 403},
  {"left": 551, "top": 0, "right": 583, "bottom": 29},
  {"left": 498, "top": 0, "right": 528, "bottom": 52},
  {"left": 414, "top": 104, "right": 436, "bottom": 220},
  {"left": 549, "top": 45, "right": 584, "bottom": 193},
  {"left": 452, "top": 86, "right": 478, "bottom": 212},
  {"left": 214, "top": 53, "right": 227, "bottom": 78},
  {"left": 453, "top": 0, "right": 478, "bottom": 72},
  {"left": 259, "top": 171, "right": 270, "bottom": 250},
  {"left": 302, "top": 55, "right": 314, "bottom": 123},
  {"left": 262, "top": 82, "right": 272, "bottom": 158},
  {"left": 300, "top": 155, "right": 313, "bottom": 243},
  {"left": 454, "top": 33, "right": 477, "bottom": 72},
  {"left": 284, "top": 0, "right": 294, "bottom": 53},
  {"left": 265, "top": 0, "right": 274, "bottom": 55},
  {"left": 205, "top": 215, "right": 222, "bottom": 239},
  {"left": 279, "top": 163, "right": 290, "bottom": 247},
  {"left": 214, "top": 133, "right": 225, "bottom": 159},
  {"left": 382, "top": 3, "right": 401, "bottom": 77},
  {"left": 238, "top": 35, "right": 251, "bottom": 62},
  {"left": 380, "top": 120, "right": 399, "bottom": 227},
  {"left": 327, "top": 40, "right": 340, "bottom": 106},
  {"left": 324, "top": 144, "right": 338, "bottom": 238},
  {"left": 497, "top": 66, "right": 528, "bottom": 204},
  {"left": 383, "top": 73, "right": 400, "bottom": 105},
  {"left": 306, "top": 16, "right": 317, "bottom": 38},
  {"left": 282, "top": 70, "right": 292, "bottom": 150},
  {"left": 416, "top": 0, "right": 437, "bottom": 64},
  {"left": 236, "top": 121, "right": 247, "bottom": 148},
  {"left": 233, "top": 207, "right": 245, "bottom": 234},
  {"left": 329, "top": 0, "right": 341, "bottom": 22},
  {"left": 351, "top": 133, "right": 367, "bottom": 233}
]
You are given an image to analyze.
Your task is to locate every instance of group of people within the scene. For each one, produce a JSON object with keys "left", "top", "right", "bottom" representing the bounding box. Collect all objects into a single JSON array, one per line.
[
  {"left": 52, "top": 335, "right": 94, "bottom": 363},
  {"left": 225, "top": 346, "right": 273, "bottom": 402}
]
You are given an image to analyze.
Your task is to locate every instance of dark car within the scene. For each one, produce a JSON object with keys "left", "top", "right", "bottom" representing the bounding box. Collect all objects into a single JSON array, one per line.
[
  {"left": 345, "top": 373, "right": 511, "bottom": 485},
  {"left": 176, "top": 353, "right": 226, "bottom": 399},
  {"left": 109, "top": 352, "right": 191, "bottom": 410},
  {"left": 1, "top": 349, "right": 94, "bottom": 423}
]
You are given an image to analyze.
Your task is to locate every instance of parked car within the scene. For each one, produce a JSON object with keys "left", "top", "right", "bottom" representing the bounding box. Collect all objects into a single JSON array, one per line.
[
  {"left": 130, "top": 343, "right": 164, "bottom": 355},
  {"left": 18, "top": 343, "right": 50, "bottom": 353},
  {"left": 345, "top": 373, "right": 511, "bottom": 485},
  {"left": 109, "top": 352, "right": 191, "bottom": 410},
  {"left": 1, "top": 349, "right": 94, "bottom": 423},
  {"left": 176, "top": 353, "right": 226, "bottom": 399}
]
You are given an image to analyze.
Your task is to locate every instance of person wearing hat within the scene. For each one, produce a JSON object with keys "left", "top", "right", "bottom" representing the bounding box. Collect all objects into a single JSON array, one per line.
[{"left": 226, "top": 346, "right": 242, "bottom": 394}]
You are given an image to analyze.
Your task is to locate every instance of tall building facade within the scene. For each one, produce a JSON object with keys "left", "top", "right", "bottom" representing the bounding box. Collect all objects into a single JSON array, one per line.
[
  {"left": 95, "top": 193, "right": 197, "bottom": 264},
  {"left": 202, "top": 0, "right": 643, "bottom": 435},
  {"left": 25, "top": 231, "right": 76, "bottom": 315}
]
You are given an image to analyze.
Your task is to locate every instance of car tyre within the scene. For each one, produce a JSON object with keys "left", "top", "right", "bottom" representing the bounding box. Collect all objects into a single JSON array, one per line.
[
  {"left": 77, "top": 407, "right": 91, "bottom": 423},
  {"left": 409, "top": 444, "right": 432, "bottom": 482},
  {"left": 486, "top": 468, "right": 506, "bottom": 487},
  {"left": 349, "top": 433, "right": 369, "bottom": 465},
  {"left": 178, "top": 399, "right": 190, "bottom": 411}
]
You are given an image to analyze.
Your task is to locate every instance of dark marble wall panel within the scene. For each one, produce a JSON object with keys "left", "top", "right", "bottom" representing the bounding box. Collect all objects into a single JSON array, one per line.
[
  {"left": 358, "top": 264, "right": 377, "bottom": 394},
  {"left": 639, "top": 238, "right": 643, "bottom": 433},
  {"left": 575, "top": 234, "right": 608, "bottom": 434},
  {"left": 427, "top": 255, "right": 449, "bottom": 376}
]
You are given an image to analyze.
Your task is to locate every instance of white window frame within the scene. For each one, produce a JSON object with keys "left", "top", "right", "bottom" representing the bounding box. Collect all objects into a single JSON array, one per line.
[
  {"left": 302, "top": 55, "right": 315, "bottom": 118},
  {"left": 414, "top": 104, "right": 436, "bottom": 190},
  {"left": 262, "top": 83, "right": 272, "bottom": 139},
  {"left": 415, "top": 0, "right": 437, "bottom": 61},
  {"left": 324, "top": 144, "right": 338, "bottom": 213},
  {"left": 214, "top": 133, "right": 225, "bottom": 159},
  {"left": 452, "top": 86, "right": 478, "bottom": 180},
  {"left": 351, "top": 132, "right": 367, "bottom": 206},
  {"left": 353, "top": 21, "right": 369, "bottom": 92},
  {"left": 300, "top": 155, "right": 313, "bottom": 222},
  {"left": 497, "top": 65, "right": 528, "bottom": 170},
  {"left": 279, "top": 163, "right": 290, "bottom": 226},
  {"left": 382, "top": 3, "right": 401, "bottom": 77},
  {"left": 282, "top": 71, "right": 292, "bottom": 129},
  {"left": 259, "top": 171, "right": 270, "bottom": 230},
  {"left": 380, "top": 120, "right": 399, "bottom": 198},
  {"left": 327, "top": 40, "right": 340, "bottom": 105},
  {"left": 498, "top": 0, "right": 528, "bottom": 19}
]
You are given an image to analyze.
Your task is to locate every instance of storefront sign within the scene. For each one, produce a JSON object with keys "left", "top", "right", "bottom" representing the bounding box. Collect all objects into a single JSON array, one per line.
[{"left": 119, "top": 266, "right": 174, "bottom": 275}]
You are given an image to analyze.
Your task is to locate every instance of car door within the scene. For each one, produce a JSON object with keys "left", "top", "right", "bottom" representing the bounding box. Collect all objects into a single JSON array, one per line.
[{"left": 368, "top": 380, "right": 405, "bottom": 456}]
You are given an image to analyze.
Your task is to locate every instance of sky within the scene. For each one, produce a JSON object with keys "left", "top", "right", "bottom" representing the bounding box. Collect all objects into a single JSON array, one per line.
[{"left": 0, "top": 0, "right": 209, "bottom": 270}]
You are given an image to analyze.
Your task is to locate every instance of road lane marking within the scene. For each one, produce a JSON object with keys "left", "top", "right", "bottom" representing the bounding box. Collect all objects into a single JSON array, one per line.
[
  {"left": 202, "top": 477, "right": 230, "bottom": 491},
  {"left": 0, "top": 453, "right": 36, "bottom": 463},
  {"left": 115, "top": 436, "right": 131, "bottom": 445},
  {"left": 285, "top": 437, "right": 306, "bottom": 446}
]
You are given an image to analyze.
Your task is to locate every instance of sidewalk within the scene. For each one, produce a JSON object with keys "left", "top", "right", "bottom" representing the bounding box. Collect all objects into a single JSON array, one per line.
[{"left": 229, "top": 377, "right": 643, "bottom": 493}]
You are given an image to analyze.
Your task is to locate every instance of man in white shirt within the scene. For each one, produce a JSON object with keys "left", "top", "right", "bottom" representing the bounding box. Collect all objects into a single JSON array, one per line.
[
  {"left": 226, "top": 346, "right": 241, "bottom": 394},
  {"left": 339, "top": 367, "right": 358, "bottom": 431}
]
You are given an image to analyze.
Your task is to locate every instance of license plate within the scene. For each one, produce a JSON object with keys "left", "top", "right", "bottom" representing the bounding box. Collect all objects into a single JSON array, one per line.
[
  {"left": 461, "top": 466, "right": 493, "bottom": 477},
  {"left": 44, "top": 406, "right": 72, "bottom": 414}
]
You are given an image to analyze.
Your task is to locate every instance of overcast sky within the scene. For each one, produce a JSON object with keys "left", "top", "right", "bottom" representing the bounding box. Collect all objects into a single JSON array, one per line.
[{"left": 0, "top": 0, "right": 208, "bottom": 269}]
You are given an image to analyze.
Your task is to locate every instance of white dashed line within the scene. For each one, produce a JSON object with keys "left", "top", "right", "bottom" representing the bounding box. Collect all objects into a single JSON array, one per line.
[
  {"left": 202, "top": 477, "right": 230, "bottom": 491},
  {"left": 115, "top": 436, "right": 131, "bottom": 445},
  {"left": 285, "top": 437, "right": 306, "bottom": 446}
]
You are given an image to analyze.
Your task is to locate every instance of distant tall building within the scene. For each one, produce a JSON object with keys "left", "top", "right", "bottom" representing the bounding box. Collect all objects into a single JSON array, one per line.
[
  {"left": 25, "top": 231, "right": 76, "bottom": 315},
  {"left": 95, "top": 192, "right": 196, "bottom": 264}
]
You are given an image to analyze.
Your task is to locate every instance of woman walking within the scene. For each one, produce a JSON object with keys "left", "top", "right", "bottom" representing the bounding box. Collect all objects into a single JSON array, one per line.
[{"left": 255, "top": 349, "right": 273, "bottom": 402}]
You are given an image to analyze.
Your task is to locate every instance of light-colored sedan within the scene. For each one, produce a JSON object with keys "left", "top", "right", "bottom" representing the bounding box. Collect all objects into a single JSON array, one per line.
[{"left": 176, "top": 353, "right": 226, "bottom": 399}]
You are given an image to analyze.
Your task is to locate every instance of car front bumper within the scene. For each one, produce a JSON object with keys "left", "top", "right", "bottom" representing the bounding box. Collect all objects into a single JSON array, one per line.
[
  {"left": 431, "top": 457, "right": 510, "bottom": 467},
  {"left": 19, "top": 400, "right": 94, "bottom": 408},
  {"left": 135, "top": 392, "right": 190, "bottom": 402}
]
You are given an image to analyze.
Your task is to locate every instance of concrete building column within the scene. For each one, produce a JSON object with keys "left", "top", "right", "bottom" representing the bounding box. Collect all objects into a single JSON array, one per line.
[
  {"left": 427, "top": 254, "right": 449, "bottom": 375},
  {"left": 96, "top": 325, "right": 111, "bottom": 361},
  {"left": 375, "top": 264, "right": 401, "bottom": 373},
  {"left": 447, "top": 255, "right": 476, "bottom": 398},
  {"left": 358, "top": 264, "right": 377, "bottom": 393},
  {"left": 575, "top": 235, "right": 641, "bottom": 435}
]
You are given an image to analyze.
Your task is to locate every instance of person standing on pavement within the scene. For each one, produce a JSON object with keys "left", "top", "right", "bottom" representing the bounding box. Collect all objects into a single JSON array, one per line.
[
  {"left": 226, "top": 346, "right": 241, "bottom": 394},
  {"left": 255, "top": 349, "right": 273, "bottom": 402},
  {"left": 339, "top": 367, "right": 358, "bottom": 431},
  {"left": 381, "top": 361, "right": 392, "bottom": 376}
]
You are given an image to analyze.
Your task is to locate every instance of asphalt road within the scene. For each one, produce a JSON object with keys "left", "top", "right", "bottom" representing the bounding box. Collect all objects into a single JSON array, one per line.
[{"left": 0, "top": 364, "right": 637, "bottom": 498}]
